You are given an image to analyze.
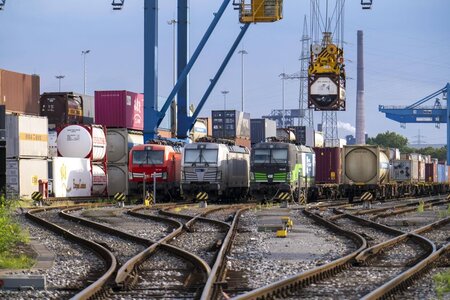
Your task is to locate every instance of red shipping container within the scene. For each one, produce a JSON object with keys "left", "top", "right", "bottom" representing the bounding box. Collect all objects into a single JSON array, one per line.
[
  {"left": 95, "top": 90, "right": 143, "bottom": 130},
  {"left": 425, "top": 163, "right": 438, "bottom": 183},
  {"left": 314, "top": 147, "right": 341, "bottom": 184}
]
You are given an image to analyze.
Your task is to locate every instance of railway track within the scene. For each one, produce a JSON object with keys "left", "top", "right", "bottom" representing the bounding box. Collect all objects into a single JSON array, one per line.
[{"left": 231, "top": 209, "right": 436, "bottom": 300}]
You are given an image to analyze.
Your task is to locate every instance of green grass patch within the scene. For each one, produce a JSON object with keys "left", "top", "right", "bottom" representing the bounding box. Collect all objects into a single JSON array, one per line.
[
  {"left": 434, "top": 270, "right": 450, "bottom": 299},
  {"left": 0, "top": 252, "right": 35, "bottom": 269},
  {"left": 417, "top": 200, "right": 425, "bottom": 213},
  {"left": 0, "top": 194, "right": 33, "bottom": 269}
]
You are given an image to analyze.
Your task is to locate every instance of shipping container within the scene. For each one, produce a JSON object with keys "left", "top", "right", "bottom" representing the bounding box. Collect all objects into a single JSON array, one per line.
[
  {"left": 80, "top": 94, "right": 95, "bottom": 124},
  {"left": 197, "top": 117, "right": 212, "bottom": 136},
  {"left": 191, "top": 119, "right": 208, "bottom": 142},
  {"left": 48, "top": 129, "right": 57, "bottom": 157},
  {"left": 418, "top": 161, "right": 426, "bottom": 182},
  {"left": 391, "top": 159, "right": 419, "bottom": 183},
  {"left": 314, "top": 131, "right": 324, "bottom": 147},
  {"left": 388, "top": 148, "right": 401, "bottom": 160},
  {"left": 157, "top": 129, "right": 172, "bottom": 139},
  {"left": 289, "top": 126, "right": 314, "bottom": 147},
  {"left": 52, "top": 157, "right": 91, "bottom": 197},
  {"left": 57, "top": 124, "right": 106, "bottom": 161},
  {"left": 425, "top": 163, "right": 438, "bottom": 183},
  {"left": 106, "top": 128, "right": 143, "bottom": 164},
  {"left": 342, "top": 145, "right": 390, "bottom": 185},
  {"left": 211, "top": 110, "right": 250, "bottom": 139},
  {"left": 0, "top": 69, "right": 40, "bottom": 115},
  {"left": 314, "top": 147, "right": 341, "bottom": 184},
  {"left": 6, "top": 114, "right": 48, "bottom": 158},
  {"left": 39, "top": 92, "right": 83, "bottom": 125},
  {"left": 95, "top": 90, "right": 144, "bottom": 130},
  {"left": 234, "top": 137, "right": 251, "bottom": 149},
  {"left": 250, "top": 118, "right": 276, "bottom": 144},
  {"left": 107, "top": 164, "right": 129, "bottom": 196},
  {"left": 437, "top": 164, "right": 447, "bottom": 183},
  {"left": 6, "top": 158, "right": 48, "bottom": 199},
  {"left": 276, "top": 128, "right": 296, "bottom": 142},
  {"left": 92, "top": 164, "right": 107, "bottom": 195}
]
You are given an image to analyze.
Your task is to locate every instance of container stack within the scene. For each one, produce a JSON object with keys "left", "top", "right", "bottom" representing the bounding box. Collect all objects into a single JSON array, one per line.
[
  {"left": 211, "top": 110, "right": 251, "bottom": 148},
  {"left": 94, "top": 90, "right": 144, "bottom": 196},
  {"left": 6, "top": 114, "right": 48, "bottom": 199},
  {"left": 55, "top": 124, "right": 107, "bottom": 197},
  {"left": 250, "top": 118, "right": 276, "bottom": 145}
]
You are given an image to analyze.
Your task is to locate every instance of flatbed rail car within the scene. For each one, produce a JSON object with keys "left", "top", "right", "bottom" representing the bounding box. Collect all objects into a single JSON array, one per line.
[
  {"left": 250, "top": 142, "right": 317, "bottom": 202},
  {"left": 181, "top": 142, "right": 250, "bottom": 201},
  {"left": 128, "top": 143, "right": 182, "bottom": 201}
]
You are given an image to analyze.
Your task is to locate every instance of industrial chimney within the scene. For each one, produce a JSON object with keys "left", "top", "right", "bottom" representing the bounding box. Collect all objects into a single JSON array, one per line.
[{"left": 355, "top": 30, "right": 365, "bottom": 144}]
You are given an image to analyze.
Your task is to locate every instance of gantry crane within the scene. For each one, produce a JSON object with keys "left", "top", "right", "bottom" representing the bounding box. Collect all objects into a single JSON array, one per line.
[
  {"left": 0, "top": 0, "right": 6, "bottom": 10},
  {"left": 379, "top": 83, "right": 450, "bottom": 163}
]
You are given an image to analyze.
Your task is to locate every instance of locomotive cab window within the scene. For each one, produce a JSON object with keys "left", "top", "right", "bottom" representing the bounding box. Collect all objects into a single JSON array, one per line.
[
  {"left": 253, "top": 148, "right": 288, "bottom": 164},
  {"left": 271, "top": 149, "right": 288, "bottom": 164},
  {"left": 254, "top": 149, "right": 270, "bottom": 164},
  {"left": 132, "top": 150, "right": 164, "bottom": 165},
  {"left": 185, "top": 149, "right": 218, "bottom": 164}
]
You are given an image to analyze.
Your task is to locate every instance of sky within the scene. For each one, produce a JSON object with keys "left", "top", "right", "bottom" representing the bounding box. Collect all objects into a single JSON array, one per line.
[{"left": 1, "top": 0, "right": 449, "bottom": 144}]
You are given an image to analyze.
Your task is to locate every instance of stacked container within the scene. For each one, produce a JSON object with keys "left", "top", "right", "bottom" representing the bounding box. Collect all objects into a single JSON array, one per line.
[
  {"left": 0, "top": 69, "right": 40, "bottom": 115},
  {"left": 211, "top": 110, "right": 251, "bottom": 148},
  {"left": 425, "top": 162, "right": 438, "bottom": 183},
  {"left": 56, "top": 124, "right": 107, "bottom": 196},
  {"left": 289, "top": 126, "right": 315, "bottom": 147},
  {"left": 105, "top": 128, "right": 143, "bottom": 196},
  {"left": 250, "top": 118, "right": 276, "bottom": 145},
  {"left": 5, "top": 114, "right": 48, "bottom": 199}
]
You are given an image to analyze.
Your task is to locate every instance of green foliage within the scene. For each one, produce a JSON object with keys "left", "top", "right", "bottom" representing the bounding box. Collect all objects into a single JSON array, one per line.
[
  {"left": 434, "top": 270, "right": 450, "bottom": 299},
  {"left": 0, "top": 252, "right": 34, "bottom": 269},
  {"left": 417, "top": 200, "right": 425, "bottom": 213},
  {"left": 0, "top": 194, "right": 32, "bottom": 269},
  {"left": 367, "top": 131, "right": 409, "bottom": 151}
]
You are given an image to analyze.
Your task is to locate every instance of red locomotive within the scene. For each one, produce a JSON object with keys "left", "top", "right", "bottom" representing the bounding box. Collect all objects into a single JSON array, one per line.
[{"left": 128, "top": 143, "right": 182, "bottom": 201}]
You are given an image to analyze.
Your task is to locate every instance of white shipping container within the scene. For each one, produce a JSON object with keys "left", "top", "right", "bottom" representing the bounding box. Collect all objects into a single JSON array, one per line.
[
  {"left": 106, "top": 128, "right": 143, "bottom": 164},
  {"left": 107, "top": 164, "right": 129, "bottom": 196},
  {"left": 6, "top": 158, "right": 48, "bottom": 199},
  {"left": 6, "top": 114, "right": 48, "bottom": 158},
  {"left": 52, "top": 157, "right": 92, "bottom": 197}
]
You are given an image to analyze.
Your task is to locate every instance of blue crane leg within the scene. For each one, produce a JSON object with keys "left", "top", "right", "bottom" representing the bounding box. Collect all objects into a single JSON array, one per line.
[
  {"left": 190, "top": 23, "right": 251, "bottom": 130},
  {"left": 176, "top": 0, "right": 189, "bottom": 139},
  {"left": 447, "top": 83, "right": 450, "bottom": 165},
  {"left": 157, "top": 0, "right": 231, "bottom": 129},
  {"left": 143, "top": 0, "right": 159, "bottom": 142}
]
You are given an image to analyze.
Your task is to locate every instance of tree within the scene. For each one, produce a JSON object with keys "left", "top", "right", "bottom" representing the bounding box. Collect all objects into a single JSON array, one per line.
[{"left": 366, "top": 131, "right": 409, "bottom": 151}]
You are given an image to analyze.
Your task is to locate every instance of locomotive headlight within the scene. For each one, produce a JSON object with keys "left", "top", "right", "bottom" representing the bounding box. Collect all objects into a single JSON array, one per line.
[
  {"left": 162, "top": 172, "right": 168, "bottom": 180},
  {"left": 286, "top": 172, "right": 291, "bottom": 181},
  {"left": 128, "top": 172, "right": 133, "bottom": 180},
  {"left": 250, "top": 172, "right": 254, "bottom": 180},
  {"left": 216, "top": 171, "right": 222, "bottom": 180}
]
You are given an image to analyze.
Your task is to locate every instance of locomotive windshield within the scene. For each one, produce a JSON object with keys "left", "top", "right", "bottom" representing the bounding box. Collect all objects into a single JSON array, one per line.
[
  {"left": 253, "top": 149, "right": 288, "bottom": 164},
  {"left": 132, "top": 150, "right": 164, "bottom": 165},
  {"left": 184, "top": 149, "right": 218, "bottom": 164}
]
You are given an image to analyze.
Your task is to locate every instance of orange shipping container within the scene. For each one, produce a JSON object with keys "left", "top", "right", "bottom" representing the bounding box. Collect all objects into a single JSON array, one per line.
[{"left": 0, "top": 69, "right": 40, "bottom": 115}]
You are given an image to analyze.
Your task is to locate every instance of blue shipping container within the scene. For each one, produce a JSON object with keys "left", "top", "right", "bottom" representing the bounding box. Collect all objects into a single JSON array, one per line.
[{"left": 437, "top": 164, "right": 446, "bottom": 183}]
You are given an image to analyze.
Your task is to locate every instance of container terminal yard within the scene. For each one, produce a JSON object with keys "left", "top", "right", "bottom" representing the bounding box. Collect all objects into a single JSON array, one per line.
[{"left": 0, "top": 1, "right": 449, "bottom": 299}]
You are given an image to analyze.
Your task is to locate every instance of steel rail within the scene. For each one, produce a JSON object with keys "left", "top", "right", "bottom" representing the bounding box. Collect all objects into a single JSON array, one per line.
[
  {"left": 26, "top": 207, "right": 117, "bottom": 300},
  {"left": 200, "top": 207, "right": 249, "bottom": 300},
  {"left": 361, "top": 218, "right": 450, "bottom": 300},
  {"left": 370, "top": 199, "right": 450, "bottom": 220},
  {"left": 231, "top": 209, "right": 367, "bottom": 300}
]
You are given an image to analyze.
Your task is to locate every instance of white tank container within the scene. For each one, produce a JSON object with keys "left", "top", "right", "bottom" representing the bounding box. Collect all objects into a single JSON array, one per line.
[
  {"left": 57, "top": 124, "right": 106, "bottom": 161},
  {"left": 52, "top": 157, "right": 92, "bottom": 197},
  {"left": 106, "top": 128, "right": 143, "bottom": 164},
  {"left": 314, "top": 131, "right": 324, "bottom": 147},
  {"left": 6, "top": 158, "right": 48, "bottom": 199},
  {"left": 48, "top": 129, "right": 58, "bottom": 157},
  {"left": 191, "top": 120, "right": 208, "bottom": 142},
  {"left": 343, "top": 145, "right": 390, "bottom": 185},
  {"left": 6, "top": 114, "right": 48, "bottom": 158},
  {"left": 107, "top": 164, "right": 129, "bottom": 196},
  {"left": 92, "top": 164, "right": 107, "bottom": 195}
]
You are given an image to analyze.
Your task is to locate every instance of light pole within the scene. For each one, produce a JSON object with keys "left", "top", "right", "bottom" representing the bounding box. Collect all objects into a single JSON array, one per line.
[
  {"left": 167, "top": 19, "right": 177, "bottom": 137},
  {"left": 221, "top": 90, "right": 229, "bottom": 111},
  {"left": 55, "top": 75, "right": 65, "bottom": 92},
  {"left": 82, "top": 50, "right": 90, "bottom": 95},
  {"left": 279, "top": 72, "right": 287, "bottom": 128},
  {"left": 238, "top": 49, "right": 248, "bottom": 112}
]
